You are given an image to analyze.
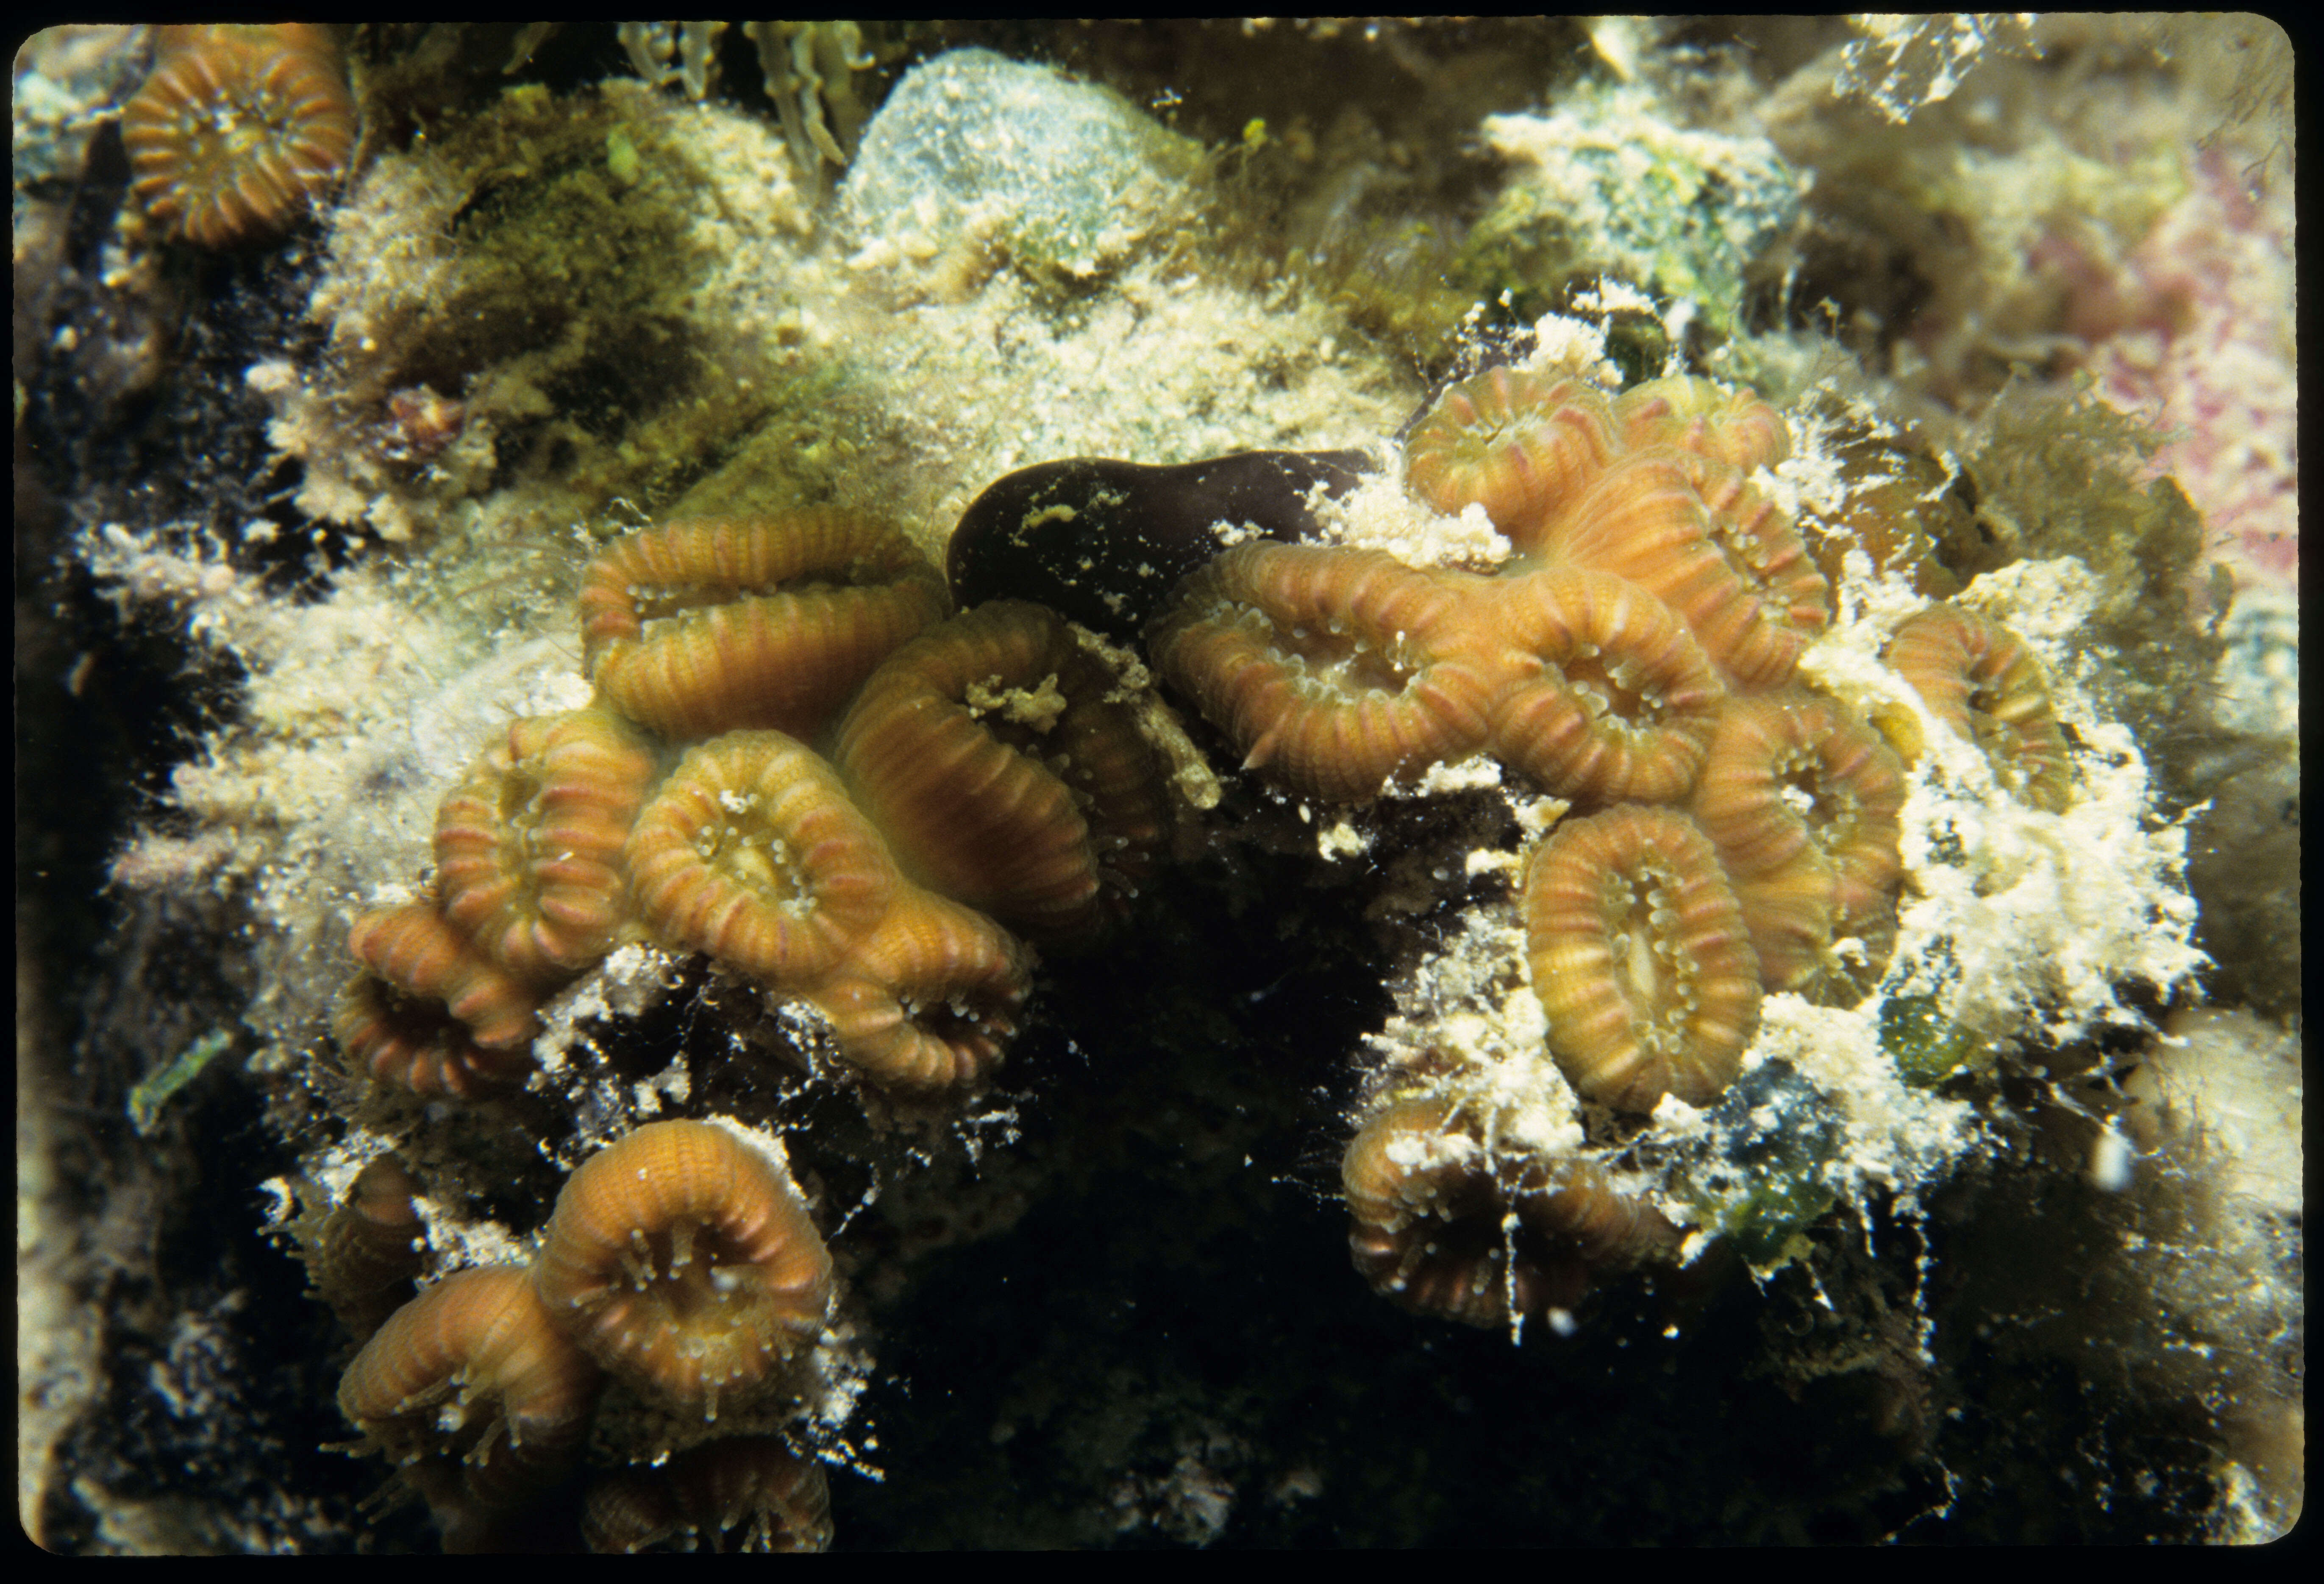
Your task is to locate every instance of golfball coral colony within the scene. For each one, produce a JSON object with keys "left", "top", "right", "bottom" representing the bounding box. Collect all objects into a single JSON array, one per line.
[
  {"left": 300, "top": 506, "right": 1182, "bottom": 1541},
  {"left": 1150, "top": 368, "right": 2149, "bottom": 1327},
  {"left": 26, "top": 20, "right": 2285, "bottom": 1551},
  {"left": 295, "top": 356, "right": 2199, "bottom": 1540}
]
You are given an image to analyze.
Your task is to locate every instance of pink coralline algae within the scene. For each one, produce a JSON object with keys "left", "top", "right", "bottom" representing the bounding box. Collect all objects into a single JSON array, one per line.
[{"left": 2068, "top": 150, "right": 2296, "bottom": 597}]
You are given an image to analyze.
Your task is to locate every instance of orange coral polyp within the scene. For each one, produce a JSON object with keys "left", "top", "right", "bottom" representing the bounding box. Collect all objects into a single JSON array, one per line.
[
  {"left": 624, "top": 731, "right": 899, "bottom": 988},
  {"left": 334, "top": 973, "right": 534, "bottom": 1098},
  {"left": 1540, "top": 450, "right": 1819, "bottom": 691},
  {"left": 1523, "top": 806, "right": 1761, "bottom": 1112},
  {"left": 1148, "top": 543, "right": 1496, "bottom": 803},
  {"left": 833, "top": 601, "right": 1170, "bottom": 939},
  {"left": 1481, "top": 567, "right": 1728, "bottom": 805},
  {"left": 533, "top": 1121, "right": 835, "bottom": 1418},
  {"left": 339, "top": 903, "right": 546, "bottom": 1095},
  {"left": 580, "top": 511, "right": 949, "bottom": 743},
  {"left": 309, "top": 1153, "right": 428, "bottom": 1340},
  {"left": 1885, "top": 606, "right": 2074, "bottom": 813},
  {"left": 582, "top": 1437, "right": 834, "bottom": 1554},
  {"left": 806, "top": 889, "right": 1034, "bottom": 1093},
  {"left": 1613, "top": 376, "right": 1792, "bottom": 473},
  {"left": 1342, "top": 1095, "right": 1678, "bottom": 1327},
  {"left": 434, "top": 707, "right": 660, "bottom": 980},
  {"left": 1342, "top": 1096, "right": 1518, "bottom": 1327},
  {"left": 120, "top": 25, "right": 355, "bottom": 249},
  {"left": 1403, "top": 368, "right": 1620, "bottom": 549},
  {"left": 338, "top": 1266, "right": 601, "bottom": 1509},
  {"left": 1690, "top": 693, "right": 1907, "bottom": 989}
]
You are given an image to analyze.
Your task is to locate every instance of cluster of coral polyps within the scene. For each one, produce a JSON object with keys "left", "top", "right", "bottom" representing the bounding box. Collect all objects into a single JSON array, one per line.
[
  {"left": 1149, "top": 369, "right": 2077, "bottom": 1328},
  {"left": 316, "top": 506, "right": 1180, "bottom": 1544},
  {"left": 334, "top": 508, "right": 1174, "bottom": 1104},
  {"left": 325, "top": 1123, "right": 835, "bottom": 1552}
]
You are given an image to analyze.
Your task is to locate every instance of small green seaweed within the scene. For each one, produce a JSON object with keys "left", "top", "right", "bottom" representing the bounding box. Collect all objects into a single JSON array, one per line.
[{"left": 128, "top": 1030, "right": 234, "bottom": 1136}]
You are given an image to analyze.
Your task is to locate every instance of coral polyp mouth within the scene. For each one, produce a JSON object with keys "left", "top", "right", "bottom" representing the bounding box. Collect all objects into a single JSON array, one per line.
[{"left": 1150, "top": 542, "right": 1496, "bottom": 801}]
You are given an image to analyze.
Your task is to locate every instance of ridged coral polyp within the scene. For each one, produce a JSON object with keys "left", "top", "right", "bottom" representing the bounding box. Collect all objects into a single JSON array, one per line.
[
  {"left": 1403, "top": 368, "right": 1619, "bottom": 550},
  {"left": 1482, "top": 567, "right": 1729, "bottom": 804},
  {"left": 338, "top": 1266, "right": 602, "bottom": 1515},
  {"left": 1613, "top": 375, "right": 1792, "bottom": 473},
  {"left": 1342, "top": 1095, "right": 1679, "bottom": 1326},
  {"left": 833, "top": 600, "right": 1170, "bottom": 940},
  {"left": 533, "top": 1121, "right": 835, "bottom": 1420},
  {"left": 308, "top": 1153, "right": 427, "bottom": 1342},
  {"left": 579, "top": 511, "right": 948, "bottom": 742},
  {"left": 434, "top": 708, "right": 660, "bottom": 980},
  {"left": 1148, "top": 542, "right": 1497, "bottom": 802},
  {"left": 1538, "top": 449, "right": 1827, "bottom": 690},
  {"left": 337, "top": 904, "right": 543, "bottom": 1096},
  {"left": 1690, "top": 694, "right": 1907, "bottom": 991},
  {"left": 624, "top": 731, "right": 900, "bottom": 988},
  {"left": 1523, "top": 806, "right": 1761, "bottom": 1112},
  {"left": 806, "top": 889, "right": 1033, "bottom": 1094},
  {"left": 120, "top": 25, "right": 355, "bottom": 249},
  {"left": 581, "top": 1436, "right": 834, "bottom": 1554},
  {"left": 1885, "top": 606, "right": 2074, "bottom": 813}
]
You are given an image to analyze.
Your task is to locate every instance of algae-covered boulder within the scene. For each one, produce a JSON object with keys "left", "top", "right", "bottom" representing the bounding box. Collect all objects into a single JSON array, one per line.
[{"left": 835, "top": 47, "right": 1204, "bottom": 283}]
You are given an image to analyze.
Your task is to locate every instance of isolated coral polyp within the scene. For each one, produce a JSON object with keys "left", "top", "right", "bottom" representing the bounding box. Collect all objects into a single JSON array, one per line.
[
  {"left": 434, "top": 707, "right": 659, "bottom": 978},
  {"left": 337, "top": 1265, "right": 602, "bottom": 1516},
  {"left": 1402, "top": 367, "right": 1619, "bottom": 548},
  {"left": 119, "top": 24, "right": 355, "bottom": 249},
  {"left": 1884, "top": 604, "right": 2074, "bottom": 813},
  {"left": 1524, "top": 804, "right": 1762, "bottom": 1111},
  {"left": 1482, "top": 565, "right": 1729, "bottom": 804},
  {"left": 305, "top": 1153, "right": 426, "bottom": 1341},
  {"left": 805, "top": 889, "right": 1033, "bottom": 1093},
  {"left": 533, "top": 1121, "right": 835, "bottom": 1419},
  {"left": 337, "top": 903, "right": 542, "bottom": 1096},
  {"left": 581, "top": 1436, "right": 834, "bottom": 1553},
  {"left": 1690, "top": 693, "right": 1907, "bottom": 991},
  {"left": 1539, "top": 449, "right": 1826, "bottom": 689},
  {"left": 1612, "top": 374, "right": 1790, "bottom": 472},
  {"left": 1342, "top": 1095, "right": 1680, "bottom": 1326}
]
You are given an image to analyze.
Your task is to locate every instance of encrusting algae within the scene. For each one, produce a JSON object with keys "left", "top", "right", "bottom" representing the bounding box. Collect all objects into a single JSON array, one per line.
[{"left": 16, "top": 19, "right": 2297, "bottom": 1551}]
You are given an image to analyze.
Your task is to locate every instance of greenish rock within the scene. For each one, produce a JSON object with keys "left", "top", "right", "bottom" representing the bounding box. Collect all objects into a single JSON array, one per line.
[
  {"left": 1679, "top": 1059, "right": 1845, "bottom": 1269},
  {"left": 834, "top": 48, "right": 1205, "bottom": 282},
  {"left": 1880, "top": 992, "right": 1990, "bottom": 1088},
  {"left": 1455, "top": 81, "right": 1807, "bottom": 339}
]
